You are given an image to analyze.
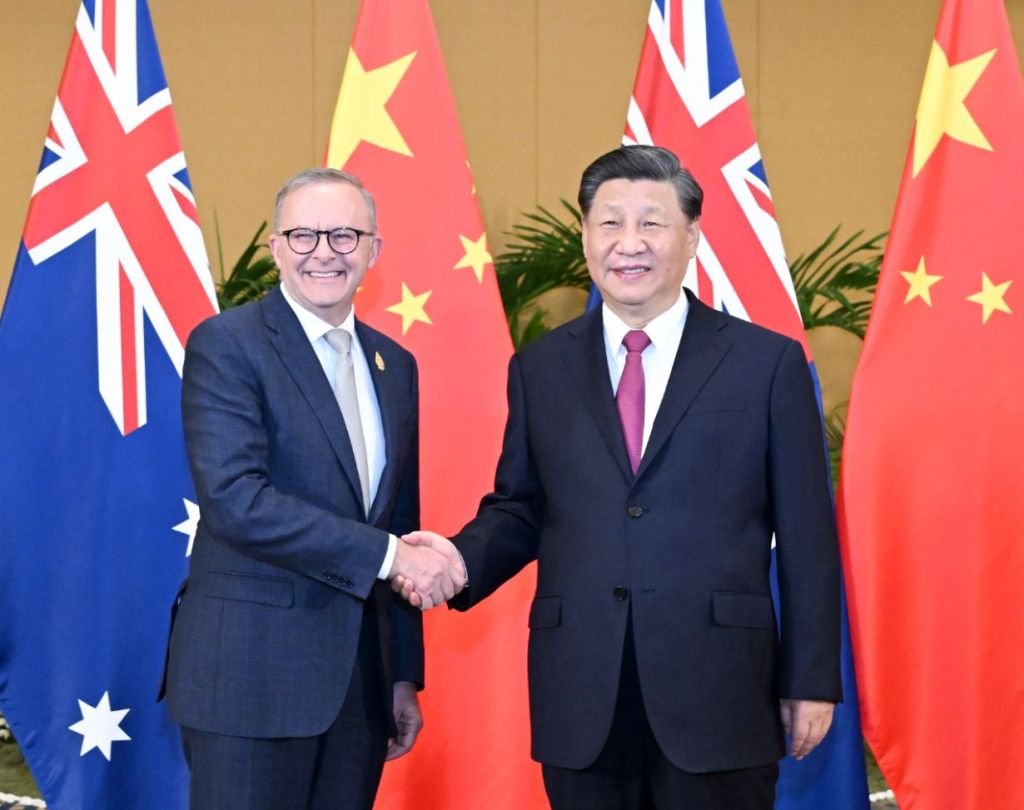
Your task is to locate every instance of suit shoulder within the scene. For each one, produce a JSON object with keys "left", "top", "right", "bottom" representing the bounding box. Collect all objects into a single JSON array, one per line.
[
  {"left": 187, "top": 298, "right": 263, "bottom": 346},
  {"left": 711, "top": 306, "right": 802, "bottom": 357}
]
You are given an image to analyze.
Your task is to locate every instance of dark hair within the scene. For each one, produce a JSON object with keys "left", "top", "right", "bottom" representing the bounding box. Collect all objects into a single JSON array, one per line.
[
  {"left": 273, "top": 167, "right": 378, "bottom": 232},
  {"left": 578, "top": 145, "right": 702, "bottom": 220}
]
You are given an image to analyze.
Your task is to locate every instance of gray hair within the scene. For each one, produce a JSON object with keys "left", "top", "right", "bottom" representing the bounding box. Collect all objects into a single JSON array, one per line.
[
  {"left": 578, "top": 145, "right": 703, "bottom": 221},
  {"left": 272, "top": 167, "right": 379, "bottom": 232}
]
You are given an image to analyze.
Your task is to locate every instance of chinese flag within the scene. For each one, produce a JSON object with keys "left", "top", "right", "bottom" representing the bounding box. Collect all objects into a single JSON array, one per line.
[
  {"left": 839, "top": 1, "right": 1024, "bottom": 808},
  {"left": 324, "top": 1, "right": 546, "bottom": 807}
]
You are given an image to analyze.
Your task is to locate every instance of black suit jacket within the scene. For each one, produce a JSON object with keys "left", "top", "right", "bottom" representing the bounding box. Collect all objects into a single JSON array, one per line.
[
  {"left": 164, "top": 285, "right": 422, "bottom": 739},
  {"left": 451, "top": 291, "right": 841, "bottom": 773}
]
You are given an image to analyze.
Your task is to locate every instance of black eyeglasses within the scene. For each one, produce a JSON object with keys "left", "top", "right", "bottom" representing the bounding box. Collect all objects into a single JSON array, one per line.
[{"left": 278, "top": 227, "right": 375, "bottom": 256}]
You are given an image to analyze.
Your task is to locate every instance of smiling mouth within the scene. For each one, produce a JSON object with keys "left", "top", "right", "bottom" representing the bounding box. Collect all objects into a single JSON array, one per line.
[
  {"left": 612, "top": 266, "right": 649, "bottom": 277},
  {"left": 305, "top": 269, "right": 345, "bottom": 279}
]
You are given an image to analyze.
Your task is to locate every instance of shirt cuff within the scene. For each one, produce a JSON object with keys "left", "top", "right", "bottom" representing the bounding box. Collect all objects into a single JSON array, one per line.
[{"left": 377, "top": 533, "right": 398, "bottom": 579}]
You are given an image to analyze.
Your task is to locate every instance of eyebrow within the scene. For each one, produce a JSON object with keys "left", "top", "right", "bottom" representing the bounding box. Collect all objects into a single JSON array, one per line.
[{"left": 597, "top": 203, "right": 668, "bottom": 216}]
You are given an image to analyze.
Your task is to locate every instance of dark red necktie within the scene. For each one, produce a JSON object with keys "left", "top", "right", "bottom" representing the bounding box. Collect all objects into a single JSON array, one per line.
[{"left": 616, "top": 329, "right": 651, "bottom": 473}]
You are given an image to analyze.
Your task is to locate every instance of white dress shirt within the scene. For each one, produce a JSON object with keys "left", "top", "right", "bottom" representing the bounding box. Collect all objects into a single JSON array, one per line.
[
  {"left": 602, "top": 289, "right": 689, "bottom": 458},
  {"left": 280, "top": 286, "right": 397, "bottom": 578}
]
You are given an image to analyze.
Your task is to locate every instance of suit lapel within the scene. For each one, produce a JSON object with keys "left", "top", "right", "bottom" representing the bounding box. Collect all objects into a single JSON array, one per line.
[
  {"left": 354, "top": 321, "right": 404, "bottom": 525},
  {"left": 635, "top": 291, "right": 732, "bottom": 479},
  {"left": 563, "top": 309, "right": 634, "bottom": 482},
  {"left": 261, "top": 287, "right": 366, "bottom": 512}
]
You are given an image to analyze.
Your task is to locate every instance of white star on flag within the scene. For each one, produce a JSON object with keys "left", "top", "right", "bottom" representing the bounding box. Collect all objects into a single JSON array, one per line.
[
  {"left": 68, "top": 691, "right": 131, "bottom": 761},
  {"left": 172, "top": 498, "right": 200, "bottom": 556}
]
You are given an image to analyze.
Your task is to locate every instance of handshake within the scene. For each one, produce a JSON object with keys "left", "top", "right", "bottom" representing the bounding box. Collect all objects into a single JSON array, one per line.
[{"left": 387, "top": 531, "right": 466, "bottom": 610}]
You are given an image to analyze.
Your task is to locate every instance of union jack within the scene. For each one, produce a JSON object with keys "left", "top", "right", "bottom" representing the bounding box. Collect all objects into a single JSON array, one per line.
[{"left": 22, "top": 0, "right": 216, "bottom": 434}]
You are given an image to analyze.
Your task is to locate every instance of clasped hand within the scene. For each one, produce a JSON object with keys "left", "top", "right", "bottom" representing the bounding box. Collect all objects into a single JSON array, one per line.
[{"left": 388, "top": 531, "right": 466, "bottom": 610}]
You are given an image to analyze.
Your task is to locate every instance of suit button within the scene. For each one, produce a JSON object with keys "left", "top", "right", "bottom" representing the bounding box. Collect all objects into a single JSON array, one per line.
[
  {"left": 613, "top": 586, "right": 628, "bottom": 601},
  {"left": 627, "top": 505, "right": 645, "bottom": 518}
]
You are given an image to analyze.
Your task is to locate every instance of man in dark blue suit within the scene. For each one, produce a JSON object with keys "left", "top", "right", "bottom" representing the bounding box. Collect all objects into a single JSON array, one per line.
[
  {"left": 163, "top": 168, "right": 465, "bottom": 809},
  {"left": 401, "top": 146, "right": 841, "bottom": 809}
]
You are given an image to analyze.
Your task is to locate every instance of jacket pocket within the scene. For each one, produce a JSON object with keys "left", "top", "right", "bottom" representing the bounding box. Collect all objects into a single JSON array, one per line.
[
  {"left": 528, "top": 595, "right": 561, "bottom": 628},
  {"left": 203, "top": 570, "right": 294, "bottom": 608},
  {"left": 711, "top": 592, "right": 773, "bottom": 629}
]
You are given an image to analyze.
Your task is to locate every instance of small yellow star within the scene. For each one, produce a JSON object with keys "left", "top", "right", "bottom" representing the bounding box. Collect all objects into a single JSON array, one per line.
[
  {"left": 326, "top": 48, "right": 417, "bottom": 169},
  {"left": 913, "top": 41, "right": 995, "bottom": 177},
  {"left": 966, "top": 272, "right": 1012, "bottom": 323},
  {"left": 466, "top": 161, "right": 476, "bottom": 195},
  {"left": 385, "top": 283, "right": 433, "bottom": 334},
  {"left": 901, "top": 258, "right": 943, "bottom": 306},
  {"left": 453, "top": 232, "right": 492, "bottom": 283}
]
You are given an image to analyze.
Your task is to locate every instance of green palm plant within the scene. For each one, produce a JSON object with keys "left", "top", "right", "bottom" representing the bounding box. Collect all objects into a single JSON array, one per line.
[
  {"left": 788, "top": 227, "right": 885, "bottom": 339},
  {"left": 214, "top": 220, "right": 279, "bottom": 310},
  {"left": 493, "top": 201, "right": 590, "bottom": 348}
]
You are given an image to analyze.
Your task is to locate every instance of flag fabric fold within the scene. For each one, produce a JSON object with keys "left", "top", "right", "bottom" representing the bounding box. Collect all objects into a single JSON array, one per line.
[
  {"left": 0, "top": 1, "right": 216, "bottom": 806},
  {"left": 624, "top": 3, "right": 869, "bottom": 808},
  {"left": 840, "top": 1, "right": 1024, "bottom": 808},
  {"left": 324, "top": 1, "right": 544, "bottom": 806}
]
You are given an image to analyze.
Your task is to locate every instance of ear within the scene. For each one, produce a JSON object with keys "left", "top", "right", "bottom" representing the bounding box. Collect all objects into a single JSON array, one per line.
[
  {"left": 367, "top": 235, "right": 383, "bottom": 268},
  {"left": 686, "top": 219, "right": 701, "bottom": 258},
  {"left": 268, "top": 232, "right": 284, "bottom": 268}
]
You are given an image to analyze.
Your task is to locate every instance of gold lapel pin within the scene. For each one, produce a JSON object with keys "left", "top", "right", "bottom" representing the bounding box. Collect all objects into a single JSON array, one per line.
[{"left": 375, "top": 351, "right": 385, "bottom": 371}]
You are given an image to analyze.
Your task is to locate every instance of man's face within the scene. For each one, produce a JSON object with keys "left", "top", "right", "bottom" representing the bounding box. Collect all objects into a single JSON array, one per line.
[
  {"left": 269, "top": 181, "right": 381, "bottom": 326},
  {"left": 582, "top": 178, "right": 700, "bottom": 328}
]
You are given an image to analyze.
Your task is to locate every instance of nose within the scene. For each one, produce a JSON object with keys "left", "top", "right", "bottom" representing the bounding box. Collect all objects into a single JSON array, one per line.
[
  {"left": 615, "top": 225, "right": 647, "bottom": 255},
  {"left": 311, "top": 233, "right": 337, "bottom": 261}
]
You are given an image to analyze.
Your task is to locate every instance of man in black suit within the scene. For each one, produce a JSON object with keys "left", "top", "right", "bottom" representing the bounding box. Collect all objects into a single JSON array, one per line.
[
  {"left": 401, "top": 146, "right": 841, "bottom": 809},
  {"left": 163, "top": 168, "right": 465, "bottom": 809}
]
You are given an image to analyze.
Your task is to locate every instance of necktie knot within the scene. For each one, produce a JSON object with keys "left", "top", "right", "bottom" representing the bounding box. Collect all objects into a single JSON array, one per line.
[
  {"left": 325, "top": 328, "right": 353, "bottom": 355},
  {"left": 623, "top": 329, "right": 651, "bottom": 354}
]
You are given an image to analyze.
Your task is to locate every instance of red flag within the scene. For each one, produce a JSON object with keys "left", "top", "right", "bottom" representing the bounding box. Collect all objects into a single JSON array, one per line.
[
  {"left": 839, "top": 2, "right": 1024, "bottom": 808},
  {"left": 324, "top": 1, "right": 545, "bottom": 807}
]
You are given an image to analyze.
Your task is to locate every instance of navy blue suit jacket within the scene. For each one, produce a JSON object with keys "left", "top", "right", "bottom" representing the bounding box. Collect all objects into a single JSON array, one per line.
[
  {"left": 164, "top": 285, "right": 422, "bottom": 739},
  {"left": 451, "top": 291, "right": 841, "bottom": 773}
]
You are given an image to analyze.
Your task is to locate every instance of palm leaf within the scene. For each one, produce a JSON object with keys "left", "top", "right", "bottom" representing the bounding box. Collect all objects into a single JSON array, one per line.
[
  {"left": 788, "top": 228, "right": 885, "bottom": 339},
  {"left": 215, "top": 220, "right": 279, "bottom": 310}
]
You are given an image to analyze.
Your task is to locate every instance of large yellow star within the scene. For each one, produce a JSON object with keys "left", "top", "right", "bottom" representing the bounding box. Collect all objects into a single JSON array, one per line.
[
  {"left": 326, "top": 48, "right": 416, "bottom": 169},
  {"left": 453, "top": 233, "right": 493, "bottom": 283},
  {"left": 913, "top": 41, "right": 995, "bottom": 177},
  {"left": 966, "top": 272, "right": 1012, "bottom": 323},
  {"left": 901, "top": 257, "right": 943, "bottom": 306},
  {"left": 385, "top": 282, "right": 432, "bottom": 334}
]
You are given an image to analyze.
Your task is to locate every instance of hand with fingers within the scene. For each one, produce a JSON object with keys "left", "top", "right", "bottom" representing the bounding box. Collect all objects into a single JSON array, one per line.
[
  {"left": 389, "top": 532, "right": 466, "bottom": 606},
  {"left": 388, "top": 530, "right": 467, "bottom": 610},
  {"left": 780, "top": 698, "right": 835, "bottom": 760}
]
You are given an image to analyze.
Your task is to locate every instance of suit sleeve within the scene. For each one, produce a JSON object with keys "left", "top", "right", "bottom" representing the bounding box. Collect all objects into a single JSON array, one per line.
[
  {"left": 389, "top": 362, "right": 424, "bottom": 686},
  {"left": 182, "top": 316, "right": 388, "bottom": 600},
  {"left": 451, "top": 353, "right": 545, "bottom": 609},
  {"left": 769, "top": 339, "right": 843, "bottom": 702}
]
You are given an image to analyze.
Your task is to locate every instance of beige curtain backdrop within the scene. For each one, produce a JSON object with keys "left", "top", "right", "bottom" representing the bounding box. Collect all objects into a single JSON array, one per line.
[{"left": 3, "top": 0, "right": 1023, "bottom": 412}]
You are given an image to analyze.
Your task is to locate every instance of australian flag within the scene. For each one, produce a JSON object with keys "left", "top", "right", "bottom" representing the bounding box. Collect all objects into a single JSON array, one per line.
[
  {"left": 615, "top": 2, "right": 871, "bottom": 807},
  {"left": 0, "top": 0, "right": 216, "bottom": 806}
]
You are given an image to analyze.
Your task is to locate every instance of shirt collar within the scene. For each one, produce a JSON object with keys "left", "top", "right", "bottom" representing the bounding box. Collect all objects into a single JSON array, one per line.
[
  {"left": 280, "top": 284, "right": 356, "bottom": 345},
  {"left": 602, "top": 287, "right": 689, "bottom": 352}
]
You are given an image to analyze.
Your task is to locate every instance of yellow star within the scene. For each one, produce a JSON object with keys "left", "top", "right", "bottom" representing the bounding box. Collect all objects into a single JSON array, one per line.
[
  {"left": 326, "top": 48, "right": 416, "bottom": 169},
  {"left": 385, "top": 283, "right": 433, "bottom": 334},
  {"left": 901, "top": 257, "right": 943, "bottom": 306},
  {"left": 453, "top": 232, "right": 493, "bottom": 283},
  {"left": 913, "top": 41, "right": 995, "bottom": 177},
  {"left": 966, "top": 272, "right": 1012, "bottom": 323}
]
